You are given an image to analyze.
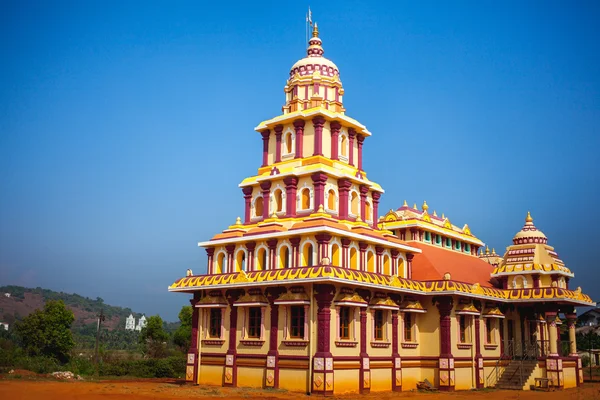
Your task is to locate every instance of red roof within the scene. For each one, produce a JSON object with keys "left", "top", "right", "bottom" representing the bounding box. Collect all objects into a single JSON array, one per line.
[{"left": 410, "top": 242, "right": 495, "bottom": 287}]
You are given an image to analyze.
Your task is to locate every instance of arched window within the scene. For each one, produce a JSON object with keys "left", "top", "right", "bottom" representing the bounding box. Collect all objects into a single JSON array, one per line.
[
  {"left": 350, "top": 248, "right": 358, "bottom": 270},
  {"left": 397, "top": 258, "right": 405, "bottom": 277},
  {"left": 383, "top": 255, "right": 391, "bottom": 275},
  {"left": 216, "top": 253, "right": 226, "bottom": 274},
  {"left": 424, "top": 231, "right": 431, "bottom": 242},
  {"left": 331, "top": 244, "right": 340, "bottom": 266},
  {"left": 327, "top": 189, "right": 336, "bottom": 211},
  {"left": 350, "top": 192, "right": 359, "bottom": 216},
  {"left": 340, "top": 135, "right": 347, "bottom": 157},
  {"left": 367, "top": 251, "right": 375, "bottom": 272},
  {"left": 365, "top": 201, "right": 372, "bottom": 221},
  {"left": 256, "top": 248, "right": 266, "bottom": 271},
  {"left": 512, "top": 275, "right": 527, "bottom": 289},
  {"left": 302, "top": 243, "right": 314, "bottom": 266},
  {"left": 274, "top": 189, "right": 283, "bottom": 213},
  {"left": 301, "top": 188, "right": 310, "bottom": 210},
  {"left": 235, "top": 250, "right": 245, "bottom": 272},
  {"left": 279, "top": 246, "right": 290, "bottom": 269},
  {"left": 254, "top": 197, "right": 264, "bottom": 218},
  {"left": 285, "top": 133, "right": 293, "bottom": 154}
]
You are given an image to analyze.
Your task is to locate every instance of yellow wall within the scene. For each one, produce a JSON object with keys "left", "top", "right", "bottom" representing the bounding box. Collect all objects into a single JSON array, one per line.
[
  {"left": 237, "top": 366, "right": 265, "bottom": 388},
  {"left": 334, "top": 369, "right": 359, "bottom": 394},
  {"left": 279, "top": 370, "right": 309, "bottom": 392},
  {"left": 371, "top": 368, "right": 392, "bottom": 392}
]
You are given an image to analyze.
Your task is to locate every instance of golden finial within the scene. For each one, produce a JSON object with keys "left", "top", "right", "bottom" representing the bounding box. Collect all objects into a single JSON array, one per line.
[
  {"left": 492, "top": 248, "right": 496, "bottom": 255},
  {"left": 317, "top": 204, "right": 324, "bottom": 213},
  {"left": 433, "top": 210, "right": 437, "bottom": 217},
  {"left": 442, "top": 213, "right": 445, "bottom": 219},
  {"left": 413, "top": 203, "right": 417, "bottom": 209},
  {"left": 235, "top": 216, "right": 242, "bottom": 225},
  {"left": 525, "top": 211, "right": 533, "bottom": 223},
  {"left": 403, "top": 200, "right": 408, "bottom": 207},
  {"left": 312, "top": 22, "right": 319, "bottom": 38},
  {"left": 485, "top": 246, "right": 490, "bottom": 255},
  {"left": 422, "top": 200, "right": 429, "bottom": 212},
  {"left": 479, "top": 249, "right": 483, "bottom": 256}
]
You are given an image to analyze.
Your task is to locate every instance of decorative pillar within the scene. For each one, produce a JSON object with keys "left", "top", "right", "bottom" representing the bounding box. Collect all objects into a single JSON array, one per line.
[
  {"left": 260, "top": 181, "right": 272, "bottom": 220},
  {"left": 357, "top": 134, "right": 364, "bottom": 170},
  {"left": 532, "top": 274, "right": 541, "bottom": 289},
  {"left": 267, "top": 239, "right": 278, "bottom": 270},
  {"left": 293, "top": 119, "right": 305, "bottom": 159},
  {"left": 337, "top": 179, "right": 352, "bottom": 220},
  {"left": 283, "top": 176, "right": 298, "bottom": 218},
  {"left": 358, "top": 242, "right": 368, "bottom": 271},
  {"left": 406, "top": 254, "right": 414, "bottom": 280},
  {"left": 348, "top": 128, "right": 356, "bottom": 166},
  {"left": 357, "top": 289, "right": 371, "bottom": 394},
  {"left": 274, "top": 124, "right": 283, "bottom": 163},
  {"left": 245, "top": 242, "right": 256, "bottom": 272},
  {"left": 312, "top": 284, "right": 336, "bottom": 395},
  {"left": 391, "top": 309, "right": 402, "bottom": 391},
  {"left": 375, "top": 246, "right": 384, "bottom": 274},
  {"left": 206, "top": 248, "right": 215, "bottom": 274},
  {"left": 545, "top": 311, "right": 563, "bottom": 388},
  {"left": 371, "top": 192, "right": 381, "bottom": 229},
  {"left": 474, "top": 315, "right": 484, "bottom": 388},
  {"left": 315, "top": 234, "right": 332, "bottom": 264},
  {"left": 565, "top": 313, "right": 582, "bottom": 386},
  {"left": 330, "top": 121, "right": 341, "bottom": 160},
  {"left": 266, "top": 287, "right": 286, "bottom": 388},
  {"left": 391, "top": 249, "right": 400, "bottom": 276},
  {"left": 341, "top": 237, "right": 351, "bottom": 268},
  {"left": 359, "top": 185, "right": 369, "bottom": 221},
  {"left": 224, "top": 289, "right": 243, "bottom": 387},
  {"left": 261, "top": 130, "right": 270, "bottom": 167},
  {"left": 437, "top": 297, "right": 455, "bottom": 391},
  {"left": 242, "top": 187, "right": 253, "bottom": 224},
  {"left": 290, "top": 237, "right": 301, "bottom": 268},
  {"left": 311, "top": 173, "right": 328, "bottom": 213},
  {"left": 225, "top": 244, "right": 235, "bottom": 274},
  {"left": 186, "top": 293, "right": 201, "bottom": 383},
  {"left": 312, "top": 116, "right": 325, "bottom": 157}
]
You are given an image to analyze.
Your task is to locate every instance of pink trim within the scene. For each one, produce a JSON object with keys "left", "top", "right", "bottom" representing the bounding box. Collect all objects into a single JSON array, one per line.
[
  {"left": 312, "top": 116, "right": 325, "bottom": 156},
  {"left": 274, "top": 124, "right": 283, "bottom": 163},
  {"left": 357, "top": 134, "right": 364, "bottom": 170},
  {"left": 293, "top": 120, "right": 305, "bottom": 159},
  {"left": 348, "top": 129, "right": 356, "bottom": 166},
  {"left": 283, "top": 340, "right": 308, "bottom": 347},
  {"left": 335, "top": 341, "right": 358, "bottom": 347},
  {"left": 240, "top": 340, "right": 265, "bottom": 347},
  {"left": 330, "top": 121, "right": 341, "bottom": 160},
  {"left": 261, "top": 130, "right": 270, "bottom": 167}
]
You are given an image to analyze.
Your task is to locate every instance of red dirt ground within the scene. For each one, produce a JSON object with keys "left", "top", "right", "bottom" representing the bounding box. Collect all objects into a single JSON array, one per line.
[{"left": 0, "top": 379, "right": 599, "bottom": 400}]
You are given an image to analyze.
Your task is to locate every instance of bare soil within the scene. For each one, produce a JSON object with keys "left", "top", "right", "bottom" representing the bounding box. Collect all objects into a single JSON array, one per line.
[{"left": 0, "top": 378, "right": 599, "bottom": 400}]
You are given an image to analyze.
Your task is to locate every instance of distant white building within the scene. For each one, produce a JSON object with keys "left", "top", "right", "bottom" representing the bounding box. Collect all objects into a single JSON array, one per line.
[
  {"left": 0, "top": 322, "right": 8, "bottom": 331},
  {"left": 3, "top": 293, "right": 10, "bottom": 298},
  {"left": 125, "top": 314, "right": 136, "bottom": 330},
  {"left": 135, "top": 315, "right": 147, "bottom": 331}
]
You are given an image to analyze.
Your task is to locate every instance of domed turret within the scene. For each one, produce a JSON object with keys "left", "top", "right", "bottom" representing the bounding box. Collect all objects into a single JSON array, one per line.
[
  {"left": 512, "top": 211, "right": 548, "bottom": 244},
  {"left": 289, "top": 23, "right": 340, "bottom": 78},
  {"left": 491, "top": 211, "right": 573, "bottom": 289},
  {"left": 282, "top": 23, "right": 345, "bottom": 115}
]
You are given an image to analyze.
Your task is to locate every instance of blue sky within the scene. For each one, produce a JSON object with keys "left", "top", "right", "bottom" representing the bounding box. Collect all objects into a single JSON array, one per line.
[{"left": 1, "top": 1, "right": 599, "bottom": 321}]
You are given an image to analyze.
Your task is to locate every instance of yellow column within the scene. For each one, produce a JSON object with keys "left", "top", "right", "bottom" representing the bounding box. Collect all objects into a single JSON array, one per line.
[
  {"left": 546, "top": 312, "right": 558, "bottom": 356},
  {"left": 566, "top": 313, "right": 578, "bottom": 356}
]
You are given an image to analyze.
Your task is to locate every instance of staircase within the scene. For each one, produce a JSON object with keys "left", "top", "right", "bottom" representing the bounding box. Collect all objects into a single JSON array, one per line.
[{"left": 496, "top": 360, "right": 538, "bottom": 390}]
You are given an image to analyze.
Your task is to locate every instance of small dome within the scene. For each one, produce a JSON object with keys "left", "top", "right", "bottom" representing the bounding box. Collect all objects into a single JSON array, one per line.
[
  {"left": 289, "top": 23, "right": 340, "bottom": 78},
  {"left": 512, "top": 212, "right": 547, "bottom": 243}
]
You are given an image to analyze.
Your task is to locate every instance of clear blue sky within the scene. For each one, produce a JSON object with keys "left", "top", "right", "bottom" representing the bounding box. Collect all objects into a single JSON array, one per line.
[{"left": 1, "top": 1, "right": 599, "bottom": 321}]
